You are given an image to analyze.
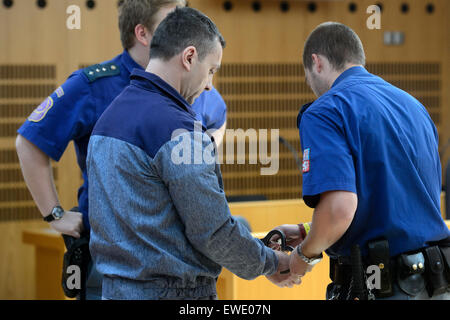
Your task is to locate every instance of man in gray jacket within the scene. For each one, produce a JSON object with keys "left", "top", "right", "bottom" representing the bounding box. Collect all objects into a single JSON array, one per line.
[{"left": 87, "top": 7, "right": 294, "bottom": 300}]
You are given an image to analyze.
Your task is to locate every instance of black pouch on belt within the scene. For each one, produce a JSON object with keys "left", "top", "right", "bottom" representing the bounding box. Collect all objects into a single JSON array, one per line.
[
  {"left": 423, "top": 245, "right": 448, "bottom": 297},
  {"left": 61, "top": 233, "right": 91, "bottom": 299},
  {"left": 396, "top": 252, "right": 426, "bottom": 297},
  {"left": 440, "top": 246, "right": 450, "bottom": 284},
  {"left": 367, "top": 238, "right": 393, "bottom": 298}
]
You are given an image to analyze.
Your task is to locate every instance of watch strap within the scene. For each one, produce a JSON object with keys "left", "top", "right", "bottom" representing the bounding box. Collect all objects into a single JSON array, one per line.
[
  {"left": 43, "top": 213, "right": 55, "bottom": 222},
  {"left": 297, "top": 244, "right": 323, "bottom": 264}
]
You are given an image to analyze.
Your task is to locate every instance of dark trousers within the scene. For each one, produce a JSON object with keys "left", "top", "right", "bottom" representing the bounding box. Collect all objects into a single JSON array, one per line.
[{"left": 84, "top": 260, "right": 103, "bottom": 300}]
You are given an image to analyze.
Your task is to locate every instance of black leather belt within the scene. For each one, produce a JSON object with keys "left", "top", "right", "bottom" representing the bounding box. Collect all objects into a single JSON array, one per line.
[{"left": 330, "top": 243, "right": 450, "bottom": 299}]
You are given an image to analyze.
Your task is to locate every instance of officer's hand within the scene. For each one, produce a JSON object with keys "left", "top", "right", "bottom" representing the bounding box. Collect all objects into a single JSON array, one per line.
[
  {"left": 266, "top": 251, "right": 301, "bottom": 288},
  {"left": 268, "top": 224, "right": 304, "bottom": 250},
  {"left": 50, "top": 210, "right": 83, "bottom": 238}
]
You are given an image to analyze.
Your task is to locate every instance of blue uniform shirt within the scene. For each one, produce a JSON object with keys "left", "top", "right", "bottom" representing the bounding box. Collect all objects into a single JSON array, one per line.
[
  {"left": 192, "top": 87, "right": 227, "bottom": 130},
  {"left": 17, "top": 51, "right": 227, "bottom": 231},
  {"left": 299, "top": 66, "right": 450, "bottom": 258},
  {"left": 87, "top": 70, "right": 276, "bottom": 299}
]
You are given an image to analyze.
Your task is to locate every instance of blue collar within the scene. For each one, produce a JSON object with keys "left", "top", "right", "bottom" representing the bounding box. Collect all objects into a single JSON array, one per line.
[
  {"left": 331, "top": 66, "right": 368, "bottom": 88},
  {"left": 130, "top": 69, "right": 196, "bottom": 117},
  {"left": 121, "top": 50, "right": 144, "bottom": 75}
]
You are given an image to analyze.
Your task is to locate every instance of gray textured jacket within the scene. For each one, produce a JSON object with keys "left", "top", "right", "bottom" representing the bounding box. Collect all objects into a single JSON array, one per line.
[{"left": 87, "top": 70, "right": 278, "bottom": 300}]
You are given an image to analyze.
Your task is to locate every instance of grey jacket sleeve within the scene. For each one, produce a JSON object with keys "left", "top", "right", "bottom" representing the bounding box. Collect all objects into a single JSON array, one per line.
[{"left": 153, "top": 131, "right": 278, "bottom": 280}]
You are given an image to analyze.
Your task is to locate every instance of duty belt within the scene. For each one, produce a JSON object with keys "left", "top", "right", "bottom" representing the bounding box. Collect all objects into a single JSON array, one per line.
[{"left": 328, "top": 238, "right": 450, "bottom": 300}]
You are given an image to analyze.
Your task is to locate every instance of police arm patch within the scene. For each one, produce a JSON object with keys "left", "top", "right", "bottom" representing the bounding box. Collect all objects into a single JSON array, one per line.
[
  {"left": 55, "top": 86, "right": 64, "bottom": 98},
  {"left": 302, "top": 160, "right": 310, "bottom": 173},
  {"left": 28, "top": 97, "right": 54, "bottom": 122},
  {"left": 302, "top": 148, "right": 310, "bottom": 173}
]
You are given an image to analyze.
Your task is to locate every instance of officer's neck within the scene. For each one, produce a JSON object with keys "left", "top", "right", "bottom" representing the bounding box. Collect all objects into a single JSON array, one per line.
[
  {"left": 128, "top": 45, "right": 151, "bottom": 69},
  {"left": 330, "top": 63, "right": 364, "bottom": 86}
]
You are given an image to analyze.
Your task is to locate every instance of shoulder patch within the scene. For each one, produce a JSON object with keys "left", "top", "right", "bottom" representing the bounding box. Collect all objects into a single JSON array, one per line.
[
  {"left": 83, "top": 63, "right": 120, "bottom": 83},
  {"left": 28, "top": 97, "right": 54, "bottom": 122}
]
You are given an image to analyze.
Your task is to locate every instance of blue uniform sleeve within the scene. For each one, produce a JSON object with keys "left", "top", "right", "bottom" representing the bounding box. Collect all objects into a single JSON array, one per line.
[
  {"left": 192, "top": 86, "right": 227, "bottom": 130},
  {"left": 17, "top": 72, "right": 95, "bottom": 161},
  {"left": 299, "top": 106, "right": 357, "bottom": 208}
]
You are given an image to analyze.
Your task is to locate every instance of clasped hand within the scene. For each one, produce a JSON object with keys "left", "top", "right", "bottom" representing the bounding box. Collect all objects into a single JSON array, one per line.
[{"left": 265, "top": 224, "right": 314, "bottom": 288}]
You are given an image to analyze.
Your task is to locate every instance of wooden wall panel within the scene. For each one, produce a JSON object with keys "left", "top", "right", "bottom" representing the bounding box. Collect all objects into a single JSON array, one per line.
[
  {"left": 192, "top": 0, "right": 449, "bottom": 200},
  {"left": 0, "top": 0, "right": 63, "bottom": 220}
]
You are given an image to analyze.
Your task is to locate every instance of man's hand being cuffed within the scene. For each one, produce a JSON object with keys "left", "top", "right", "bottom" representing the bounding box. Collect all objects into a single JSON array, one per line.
[
  {"left": 288, "top": 245, "right": 315, "bottom": 280},
  {"left": 265, "top": 250, "right": 302, "bottom": 288}
]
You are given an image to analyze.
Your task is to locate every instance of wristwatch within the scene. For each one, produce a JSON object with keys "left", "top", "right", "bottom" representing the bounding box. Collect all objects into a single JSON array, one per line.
[
  {"left": 296, "top": 244, "right": 323, "bottom": 266},
  {"left": 43, "top": 205, "right": 65, "bottom": 223}
]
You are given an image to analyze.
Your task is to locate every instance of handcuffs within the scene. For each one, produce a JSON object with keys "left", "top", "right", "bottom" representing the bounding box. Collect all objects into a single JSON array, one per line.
[{"left": 261, "top": 229, "right": 293, "bottom": 274}]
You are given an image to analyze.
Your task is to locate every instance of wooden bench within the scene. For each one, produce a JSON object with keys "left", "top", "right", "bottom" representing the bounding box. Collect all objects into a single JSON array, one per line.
[{"left": 22, "top": 228, "right": 67, "bottom": 300}]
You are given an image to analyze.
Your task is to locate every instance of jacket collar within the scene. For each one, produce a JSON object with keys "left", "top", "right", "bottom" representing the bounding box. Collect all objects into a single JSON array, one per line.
[
  {"left": 332, "top": 66, "right": 368, "bottom": 88},
  {"left": 130, "top": 69, "right": 196, "bottom": 117}
]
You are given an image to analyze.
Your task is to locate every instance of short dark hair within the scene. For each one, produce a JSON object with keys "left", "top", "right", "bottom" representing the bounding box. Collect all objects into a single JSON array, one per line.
[
  {"left": 303, "top": 22, "right": 366, "bottom": 71},
  {"left": 150, "top": 7, "right": 226, "bottom": 62},
  {"left": 118, "top": 0, "right": 186, "bottom": 50}
]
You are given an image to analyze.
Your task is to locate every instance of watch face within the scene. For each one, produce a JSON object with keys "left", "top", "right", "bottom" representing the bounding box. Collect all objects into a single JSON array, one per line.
[{"left": 52, "top": 207, "right": 64, "bottom": 220}]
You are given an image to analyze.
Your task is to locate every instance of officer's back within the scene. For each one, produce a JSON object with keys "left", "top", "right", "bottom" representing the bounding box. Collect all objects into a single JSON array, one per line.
[{"left": 309, "top": 66, "right": 447, "bottom": 258}]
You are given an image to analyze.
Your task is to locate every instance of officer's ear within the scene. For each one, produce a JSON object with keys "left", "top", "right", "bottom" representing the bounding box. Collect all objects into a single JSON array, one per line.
[
  {"left": 181, "top": 46, "right": 197, "bottom": 72},
  {"left": 134, "top": 24, "right": 152, "bottom": 47},
  {"left": 311, "top": 54, "right": 324, "bottom": 74}
]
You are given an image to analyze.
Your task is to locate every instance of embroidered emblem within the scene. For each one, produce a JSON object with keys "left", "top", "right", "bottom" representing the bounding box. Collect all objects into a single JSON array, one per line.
[
  {"left": 28, "top": 97, "right": 54, "bottom": 122},
  {"left": 302, "top": 160, "right": 310, "bottom": 173},
  {"left": 303, "top": 148, "right": 310, "bottom": 161},
  {"left": 302, "top": 148, "right": 310, "bottom": 173},
  {"left": 55, "top": 86, "right": 64, "bottom": 98}
]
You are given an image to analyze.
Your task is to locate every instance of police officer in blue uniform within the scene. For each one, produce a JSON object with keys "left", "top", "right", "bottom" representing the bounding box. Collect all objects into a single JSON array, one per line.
[
  {"left": 271, "top": 22, "right": 450, "bottom": 299},
  {"left": 15, "top": 0, "right": 227, "bottom": 300}
]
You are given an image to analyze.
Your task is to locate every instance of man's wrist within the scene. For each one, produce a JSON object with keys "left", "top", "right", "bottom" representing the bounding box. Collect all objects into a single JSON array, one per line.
[
  {"left": 296, "top": 244, "right": 323, "bottom": 266},
  {"left": 299, "top": 242, "right": 322, "bottom": 260}
]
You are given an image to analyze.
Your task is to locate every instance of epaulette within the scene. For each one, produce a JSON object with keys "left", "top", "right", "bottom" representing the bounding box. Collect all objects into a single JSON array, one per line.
[{"left": 83, "top": 62, "right": 120, "bottom": 83}]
